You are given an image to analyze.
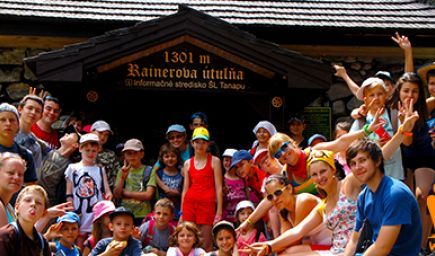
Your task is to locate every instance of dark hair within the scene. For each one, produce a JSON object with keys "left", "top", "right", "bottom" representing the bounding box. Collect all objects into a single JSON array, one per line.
[
  {"left": 390, "top": 72, "right": 428, "bottom": 131},
  {"left": 335, "top": 121, "right": 351, "bottom": 133},
  {"left": 158, "top": 143, "right": 180, "bottom": 168},
  {"left": 190, "top": 112, "right": 208, "bottom": 125},
  {"left": 212, "top": 225, "right": 236, "bottom": 245},
  {"left": 427, "top": 69, "right": 435, "bottom": 83},
  {"left": 346, "top": 139, "right": 384, "bottom": 174},
  {"left": 43, "top": 95, "right": 61, "bottom": 108},
  {"left": 264, "top": 174, "right": 293, "bottom": 220}
]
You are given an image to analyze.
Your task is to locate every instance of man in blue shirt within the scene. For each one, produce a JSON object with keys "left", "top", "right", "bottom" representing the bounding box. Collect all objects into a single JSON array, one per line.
[{"left": 344, "top": 139, "right": 422, "bottom": 256}]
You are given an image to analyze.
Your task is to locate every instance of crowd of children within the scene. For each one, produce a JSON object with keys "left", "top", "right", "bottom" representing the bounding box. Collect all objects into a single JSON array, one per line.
[{"left": 0, "top": 33, "right": 433, "bottom": 256}]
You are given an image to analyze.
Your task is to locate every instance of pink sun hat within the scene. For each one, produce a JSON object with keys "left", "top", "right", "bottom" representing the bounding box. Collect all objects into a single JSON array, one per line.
[{"left": 92, "top": 200, "right": 116, "bottom": 223}]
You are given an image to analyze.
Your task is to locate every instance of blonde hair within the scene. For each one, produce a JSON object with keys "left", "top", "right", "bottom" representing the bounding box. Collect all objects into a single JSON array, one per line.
[
  {"left": 268, "top": 132, "right": 297, "bottom": 157},
  {"left": 169, "top": 221, "right": 202, "bottom": 248},
  {"left": 154, "top": 198, "right": 175, "bottom": 214},
  {"left": 16, "top": 185, "right": 49, "bottom": 210},
  {"left": 0, "top": 152, "right": 26, "bottom": 169}
]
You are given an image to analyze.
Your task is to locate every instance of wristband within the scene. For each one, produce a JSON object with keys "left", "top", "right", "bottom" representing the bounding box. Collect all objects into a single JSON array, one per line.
[
  {"left": 262, "top": 243, "right": 272, "bottom": 254},
  {"left": 399, "top": 125, "right": 413, "bottom": 137},
  {"left": 65, "top": 194, "right": 73, "bottom": 199},
  {"left": 363, "top": 124, "right": 372, "bottom": 136},
  {"left": 246, "top": 218, "right": 254, "bottom": 226}
]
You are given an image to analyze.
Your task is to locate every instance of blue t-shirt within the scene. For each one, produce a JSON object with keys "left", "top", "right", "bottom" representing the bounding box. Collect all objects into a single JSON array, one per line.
[
  {"left": 355, "top": 176, "right": 421, "bottom": 256},
  {"left": 89, "top": 237, "right": 142, "bottom": 256},
  {"left": 55, "top": 241, "right": 81, "bottom": 256}
]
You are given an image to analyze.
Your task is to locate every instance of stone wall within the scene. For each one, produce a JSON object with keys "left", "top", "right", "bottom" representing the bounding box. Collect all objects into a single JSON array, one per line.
[
  {"left": 0, "top": 47, "right": 50, "bottom": 105},
  {"left": 307, "top": 55, "right": 431, "bottom": 125}
]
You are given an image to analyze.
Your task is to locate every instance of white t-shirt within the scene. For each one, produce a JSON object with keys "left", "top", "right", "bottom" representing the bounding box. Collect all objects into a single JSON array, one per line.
[{"left": 65, "top": 163, "right": 104, "bottom": 233}]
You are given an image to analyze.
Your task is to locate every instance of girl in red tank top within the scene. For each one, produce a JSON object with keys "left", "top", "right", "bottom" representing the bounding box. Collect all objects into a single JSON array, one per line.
[{"left": 180, "top": 127, "right": 223, "bottom": 251}]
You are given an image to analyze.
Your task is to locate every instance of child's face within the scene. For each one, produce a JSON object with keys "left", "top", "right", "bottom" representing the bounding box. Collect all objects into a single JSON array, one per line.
[
  {"left": 399, "top": 82, "right": 419, "bottom": 107},
  {"left": 222, "top": 157, "right": 232, "bottom": 171},
  {"left": 237, "top": 208, "right": 253, "bottom": 223},
  {"left": 94, "top": 130, "right": 110, "bottom": 145},
  {"left": 110, "top": 215, "right": 134, "bottom": 241},
  {"left": 59, "top": 222, "right": 80, "bottom": 245},
  {"left": 15, "top": 191, "right": 46, "bottom": 224},
  {"left": 255, "top": 128, "right": 271, "bottom": 144},
  {"left": 162, "top": 152, "right": 178, "bottom": 168},
  {"left": 123, "top": 150, "right": 144, "bottom": 167},
  {"left": 0, "top": 158, "right": 25, "bottom": 193},
  {"left": 79, "top": 143, "right": 99, "bottom": 163},
  {"left": 215, "top": 229, "right": 235, "bottom": 254},
  {"left": 167, "top": 132, "right": 186, "bottom": 148},
  {"left": 363, "top": 85, "right": 386, "bottom": 111},
  {"left": 235, "top": 160, "right": 251, "bottom": 179},
  {"left": 153, "top": 206, "right": 173, "bottom": 228},
  {"left": 177, "top": 228, "right": 196, "bottom": 250}
]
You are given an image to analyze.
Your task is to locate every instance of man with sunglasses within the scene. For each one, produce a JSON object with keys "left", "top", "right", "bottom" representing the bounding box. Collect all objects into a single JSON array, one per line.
[{"left": 32, "top": 95, "right": 61, "bottom": 149}]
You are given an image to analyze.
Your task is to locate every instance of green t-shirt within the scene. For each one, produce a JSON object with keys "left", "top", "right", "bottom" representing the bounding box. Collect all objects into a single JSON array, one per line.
[{"left": 115, "top": 165, "right": 156, "bottom": 218}]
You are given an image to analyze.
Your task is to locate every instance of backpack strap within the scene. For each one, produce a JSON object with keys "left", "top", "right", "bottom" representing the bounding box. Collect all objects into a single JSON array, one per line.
[
  {"left": 142, "top": 165, "right": 153, "bottom": 188},
  {"left": 143, "top": 219, "right": 154, "bottom": 246},
  {"left": 11, "top": 221, "right": 45, "bottom": 251}
]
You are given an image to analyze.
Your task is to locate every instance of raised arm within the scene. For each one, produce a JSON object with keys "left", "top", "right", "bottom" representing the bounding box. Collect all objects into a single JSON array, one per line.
[
  {"left": 333, "top": 64, "right": 360, "bottom": 96},
  {"left": 392, "top": 32, "right": 414, "bottom": 72}
]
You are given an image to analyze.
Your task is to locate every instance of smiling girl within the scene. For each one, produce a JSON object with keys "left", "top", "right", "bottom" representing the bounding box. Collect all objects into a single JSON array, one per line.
[{"left": 167, "top": 222, "right": 205, "bottom": 256}]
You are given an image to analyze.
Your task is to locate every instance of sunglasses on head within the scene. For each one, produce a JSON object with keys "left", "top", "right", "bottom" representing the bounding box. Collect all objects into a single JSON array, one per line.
[
  {"left": 266, "top": 186, "right": 287, "bottom": 201},
  {"left": 274, "top": 141, "right": 290, "bottom": 159},
  {"left": 307, "top": 150, "right": 328, "bottom": 163}
]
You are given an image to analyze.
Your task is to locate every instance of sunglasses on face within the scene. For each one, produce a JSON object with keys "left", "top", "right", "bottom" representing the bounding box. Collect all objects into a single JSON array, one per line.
[
  {"left": 266, "top": 186, "right": 287, "bottom": 201},
  {"left": 274, "top": 141, "right": 290, "bottom": 159}
]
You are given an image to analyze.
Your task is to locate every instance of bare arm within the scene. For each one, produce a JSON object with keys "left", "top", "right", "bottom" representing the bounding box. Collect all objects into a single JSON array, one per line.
[
  {"left": 113, "top": 161, "right": 130, "bottom": 199},
  {"left": 344, "top": 230, "right": 360, "bottom": 256},
  {"left": 101, "top": 167, "right": 112, "bottom": 200},
  {"left": 333, "top": 64, "right": 360, "bottom": 96},
  {"left": 236, "top": 197, "right": 273, "bottom": 233},
  {"left": 66, "top": 179, "right": 73, "bottom": 204},
  {"left": 269, "top": 205, "right": 323, "bottom": 252},
  {"left": 382, "top": 103, "right": 419, "bottom": 160},
  {"left": 392, "top": 32, "right": 414, "bottom": 72},
  {"left": 123, "top": 186, "right": 155, "bottom": 201},
  {"left": 212, "top": 156, "right": 223, "bottom": 220},
  {"left": 363, "top": 225, "right": 401, "bottom": 256},
  {"left": 314, "top": 108, "right": 382, "bottom": 153},
  {"left": 180, "top": 161, "right": 190, "bottom": 221}
]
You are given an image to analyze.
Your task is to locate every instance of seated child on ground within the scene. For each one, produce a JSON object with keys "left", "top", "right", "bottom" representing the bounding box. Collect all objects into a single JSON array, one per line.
[
  {"left": 235, "top": 200, "right": 266, "bottom": 256},
  {"left": 205, "top": 220, "right": 239, "bottom": 256},
  {"left": 139, "top": 198, "right": 176, "bottom": 255},
  {"left": 167, "top": 222, "right": 205, "bottom": 256},
  {"left": 89, "top": 207, "right": 142, "bottom": 256},
  {"left": 0, "top": 185, "right": 51, "bottom": 256},
  {"left": 46, "top": 211, "right": 81, "bottom": 256},
  {"left": 82, "top": 200, "right": 116, "bottom": 256}
]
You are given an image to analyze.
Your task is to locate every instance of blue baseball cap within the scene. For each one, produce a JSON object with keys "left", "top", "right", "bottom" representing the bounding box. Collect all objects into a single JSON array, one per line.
[
  {"left": 56, "top": 212, "right": 80, "bottom": 225},
  {"left": 308, "top": 134, "right": 327, "bottom": 146},
  {"left": 166, "top": 124, "right": 186, "bottom": 134},
  {"left": 230, "top": 150, "right": 253, "bottom": 169}
]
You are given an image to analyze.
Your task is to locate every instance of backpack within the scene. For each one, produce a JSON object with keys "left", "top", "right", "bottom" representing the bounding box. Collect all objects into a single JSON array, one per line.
[
  {"left": 142, "top": 218, "right": 175, "bottom": 247},
  {"left": 11, "top": 221, "right": 45, "bottom": 252}
]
